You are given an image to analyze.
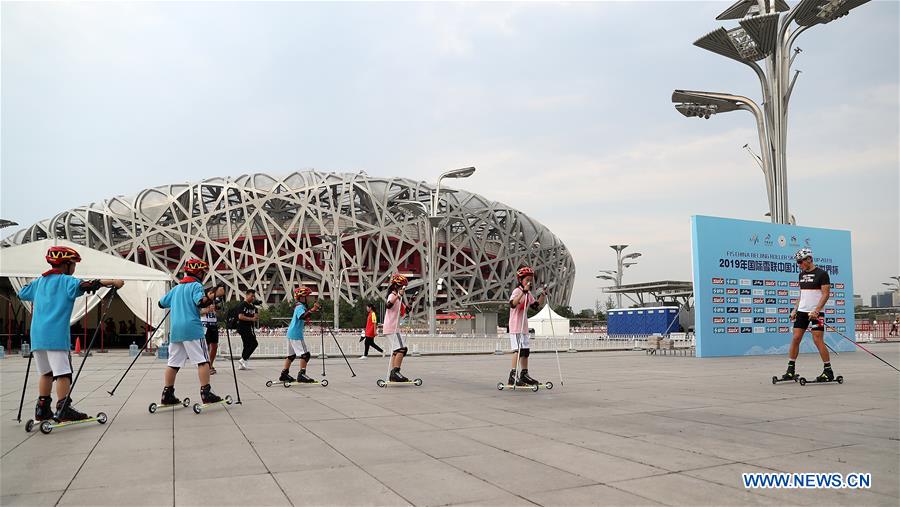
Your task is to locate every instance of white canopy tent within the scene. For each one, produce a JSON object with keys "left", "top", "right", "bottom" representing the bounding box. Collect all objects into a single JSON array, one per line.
[
  {"left": 0, "top": 239, "right": 172, "bottom": 343},
  {"left": 528, "top": 305, "right": 570, "bottom": 337}
]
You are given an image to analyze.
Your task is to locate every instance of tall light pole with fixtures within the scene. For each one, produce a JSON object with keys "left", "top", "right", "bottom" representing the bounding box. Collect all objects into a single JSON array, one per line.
[
  {"left": 672, "top": 0, "right": 873, "bottom": 225},
  {"left": 319, "top": 226, "right": 362, "bottom": 331},
  {"left": 597, "top": 245, "right": 642, "bottom": 309}
]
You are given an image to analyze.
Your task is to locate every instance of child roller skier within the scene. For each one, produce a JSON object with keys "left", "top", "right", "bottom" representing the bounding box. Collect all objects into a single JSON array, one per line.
[
  {"left": 278, "top": 287, "right": 321, "bottom": 383},
  {"left": 17, "top": 246, "right": 124, "bottom": 423},
  {"left": 384, "top": 274, "right": 412, "bottom": 382},
  {"left": 158, "top": 259, "right": 226, "bottom": 407},
  {"left": 780, "top": 248, "right": 838, "bottom": 382},
  {"left": 507, "top": 266, "right": 547, "bottom": 387}
]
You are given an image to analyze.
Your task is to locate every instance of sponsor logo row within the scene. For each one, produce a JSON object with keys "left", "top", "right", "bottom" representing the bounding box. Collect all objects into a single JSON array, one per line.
[
  {"left": 711, "top": 278, "right": 845, "bottom": 290},
  {"left": 713, "top": 326, "right": 848, "bottom": 334}
]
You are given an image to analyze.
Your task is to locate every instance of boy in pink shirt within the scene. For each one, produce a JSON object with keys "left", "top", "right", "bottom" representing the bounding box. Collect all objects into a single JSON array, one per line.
[
  {"left": 507, "top": 266, "right": 547, "bottom": 386},
  {"left": 383, "top": 273, "right": 411, "bottom": 382}
]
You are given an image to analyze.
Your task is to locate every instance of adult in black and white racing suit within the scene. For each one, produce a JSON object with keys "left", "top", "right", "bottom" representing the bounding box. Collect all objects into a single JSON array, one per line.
[{"left": 783, "top": 248, "right": 836, "bottom": 382}]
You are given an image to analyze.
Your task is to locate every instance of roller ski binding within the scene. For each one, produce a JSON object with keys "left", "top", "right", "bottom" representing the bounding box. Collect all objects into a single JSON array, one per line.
[
  {"left": 192, "top": 384, "right": 233, "bottom": 414},
  {"left": 772, "top": 362, "right": 800, "bottom": 384},
  {"left": 24, "top": 396, "right": 55, "bottom": 433},
  {"left": 33, "top": 397, "right": 107, "bottom": 434},
  {"left": 282, "top": 369, "right": 328, "bottom": 387},
  {"left": 149, "top": 386, "right": 191, "bottom": 413},
  {"left": 799, "top": 367, "right": 842, "bottom": 386},
  {"left": 377, "top": 368, "right": 423, "bottom": 387},
  {"left": 266, "top": 369, "right": 297, "bottom": 387}
]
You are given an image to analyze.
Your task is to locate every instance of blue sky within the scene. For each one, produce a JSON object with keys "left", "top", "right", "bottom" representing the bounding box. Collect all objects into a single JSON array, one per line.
[{"left": 2, "top": 1, "right": 897, "bottom": 310}]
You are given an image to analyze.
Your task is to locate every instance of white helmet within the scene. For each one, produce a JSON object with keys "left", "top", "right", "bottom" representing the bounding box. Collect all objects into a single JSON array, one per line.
[{"left": 795, "top": 248, "right": 812, "bottom": 261}]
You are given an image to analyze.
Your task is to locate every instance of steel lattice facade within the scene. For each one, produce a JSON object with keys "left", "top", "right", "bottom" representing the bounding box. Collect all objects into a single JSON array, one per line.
[{"left": 3, "top": 172, "right": 575, "bottom": 318}]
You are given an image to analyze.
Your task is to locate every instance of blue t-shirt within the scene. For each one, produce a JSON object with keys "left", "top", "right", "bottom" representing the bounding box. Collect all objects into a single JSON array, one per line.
[
  {"left": 18, "top": 273, "right": 84, "bottom": 350},
  {"left": 286, "top": 303, "right": 307, "bottom": 340},
  {"left": 159, "top": 280, "right": 205, "bottom": 342}
]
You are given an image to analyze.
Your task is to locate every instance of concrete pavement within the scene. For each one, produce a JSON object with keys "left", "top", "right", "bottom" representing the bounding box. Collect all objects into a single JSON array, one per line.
[{"left": 1, "top": 345, "right": 898, "bottom": 506}]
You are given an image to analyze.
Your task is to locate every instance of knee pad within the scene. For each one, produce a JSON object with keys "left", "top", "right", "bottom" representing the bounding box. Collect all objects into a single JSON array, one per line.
[
  {"left": 52, "top": 372, "right": 73, "bottom": 381},
  {"left": 520, "top": 348, "right": 530, "bottom": 358},
  {"left": 300, "top": 352, "right": 311, "bottom": 362},
  {"left": 287, "top": 354, "right": 297, "bottom": 361},
  {"left": 394, "top": 347, "right": 408, "bottom": 357}
]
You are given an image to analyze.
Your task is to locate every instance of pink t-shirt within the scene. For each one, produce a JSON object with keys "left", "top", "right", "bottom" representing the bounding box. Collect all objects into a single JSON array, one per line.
[
  {"left": 508, "top": 286, "right": 535, "bottom": 333},
  {"left": 383, "top": 292, "right": 402, "bottom": 334}
]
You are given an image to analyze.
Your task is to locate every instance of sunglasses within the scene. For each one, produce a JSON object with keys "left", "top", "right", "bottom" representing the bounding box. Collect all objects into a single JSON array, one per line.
[{"left": 797, "top": 258, "right": 809, "bottom": 265}]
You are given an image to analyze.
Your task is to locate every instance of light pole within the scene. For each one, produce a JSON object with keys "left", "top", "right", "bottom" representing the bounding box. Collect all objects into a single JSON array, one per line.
[
  {"left": 320, "top": 226, "right": 362, "bottom": 331},
  {"left": 673, "top": 0, "right": 873, "bottom": 224},
  {"left": 597, "top": 245, "right": 642, "bottom": 309}
]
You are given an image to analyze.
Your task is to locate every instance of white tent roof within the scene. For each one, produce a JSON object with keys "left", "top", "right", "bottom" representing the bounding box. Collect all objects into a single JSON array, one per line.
[
  {"left": 1, "top": 239, "right": 171, "bottom": 341},
  {"left": 528, "top": 304, "right": 569, "bottom": 322},
  {"left": 0, "top": 239, "right": 170, "bottom": 280}
]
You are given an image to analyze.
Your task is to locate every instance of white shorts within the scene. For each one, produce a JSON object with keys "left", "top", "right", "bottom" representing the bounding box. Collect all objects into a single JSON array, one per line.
[
  {"left": 168, "top": 340, "right": 210, "bottom": 368},
  {"left": 288, "top": 338, "right": 309, "bottom": 356},
  {"left": 509, "top": 333, "right": 530, "bottom": 351},
  {"left": 386, "top": 333, "right": 405, "bottom": 351},
  {"left": 33, "top": 350, "right": 72, "bottom": 376}
]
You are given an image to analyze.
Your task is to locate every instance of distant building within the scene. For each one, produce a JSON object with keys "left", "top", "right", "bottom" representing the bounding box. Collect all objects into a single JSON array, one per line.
[
  {"left": 853, "top": 294, "right": 863, "bottom": 308},
  {"left": 871, "top": 292, "right": 894, "bottom": 308}
]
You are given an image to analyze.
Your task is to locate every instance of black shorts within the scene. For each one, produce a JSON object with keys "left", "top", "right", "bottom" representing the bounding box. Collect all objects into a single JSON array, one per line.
[
  {"left": 793, "top": 311, "right": 824, "bottom": 332},
  {"left": 205, "top": 326, "right": 219, "bottom": 344}
]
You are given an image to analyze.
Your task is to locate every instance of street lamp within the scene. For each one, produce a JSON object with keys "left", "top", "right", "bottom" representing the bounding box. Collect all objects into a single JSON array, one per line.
[
  {"left": 674, "top": 0, "right": 873, "bottom": 224},
  {"left": 394, "top": 200, "right": 435, "bottom": 335},
  {"left": 320, "top": 226, "right": 362, "bottom": 331},
  {"left": 599, "top": 245, "right": 642, "bottom": 309}
]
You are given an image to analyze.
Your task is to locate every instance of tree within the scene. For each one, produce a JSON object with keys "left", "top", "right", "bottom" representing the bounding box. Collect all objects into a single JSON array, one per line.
[{"left": 552, "top": 305, "right": 575, "bottom": 319}]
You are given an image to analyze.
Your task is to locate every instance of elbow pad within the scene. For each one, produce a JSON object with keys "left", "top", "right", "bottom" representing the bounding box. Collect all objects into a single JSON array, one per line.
[{"left": 79, "top": 279, "right": 103, "bottom": 294}]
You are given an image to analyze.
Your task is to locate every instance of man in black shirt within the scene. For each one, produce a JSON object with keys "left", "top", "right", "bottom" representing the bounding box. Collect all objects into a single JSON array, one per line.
[
  {"left": 236, "top": 289, "right": 259, "bottom": 369},
  {"left": 780, "top": 248, "right": 836, "bottom": 382}
]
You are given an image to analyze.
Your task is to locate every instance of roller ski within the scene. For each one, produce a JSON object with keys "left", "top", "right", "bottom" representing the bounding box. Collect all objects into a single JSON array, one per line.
[
  {"left": 497, "top": 369, "right": 553, "bottom": 392},
  {"left": 191, "top": 385, "right": 233, "bottom": 414},
  {"left": 266, "top": 369, "right": 299, "bottom": 387},
  {"left": 772, "top": 362, "right": 800, "bottom": 384},
  {"left": 799, "top": 367, "right": 843, "bottom": 386},
  {"left": 30, "top": 397, "right": 107, "bottom": 434},
  {"left": 149, "top": 386, "right": 191, "bottom": 413},
  {"left": 281, "top": 369, "right": 328, "bottom": 387},
  {"left": 24, "top": 395, "right": 55, "bottom": 433},
  {"left": 377, "top": 368, "right": 422, "bottom": 387}
]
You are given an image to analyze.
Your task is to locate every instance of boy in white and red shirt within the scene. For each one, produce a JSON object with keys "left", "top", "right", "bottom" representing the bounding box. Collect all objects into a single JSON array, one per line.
[
  {"left": 383, "top": 274, "right": 411, "bottom": 381},
  {"left": 507, "top": 266, "right": 547, "bottom": 386}
]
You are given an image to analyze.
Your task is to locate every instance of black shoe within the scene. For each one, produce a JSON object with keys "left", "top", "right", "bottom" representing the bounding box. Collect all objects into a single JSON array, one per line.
[
  {"left": 200, "top": 384, "right": 222, "bottom": 404},
  {"left": 781, "top": 371, "right": 798, "bottom": 381},
  {"left": 389, "top": 368, "right": 407, "bottom": 382},
  {"left": 508, "top": 370, "right": 527, "bottom": 386},
  {"left": 55, "top": 397, "right": 88, "bottom": 422},
  {"left": 34, "top": 396, "right": 54, "bottom": 421},
  {"left": 279, "top": 369, "right": 296, "bottom": 383},
  {"left": 297, "top": 370, "right": 315, "bottom": 383},
  {"left": 160, "top": 386, "right": 180, "bottom": 406},
  {"left": 817, "top": 368, "right": 835, "bottom": 382},
  {"left": 519, "top": 369, "right": 540, "bottom": 386}
]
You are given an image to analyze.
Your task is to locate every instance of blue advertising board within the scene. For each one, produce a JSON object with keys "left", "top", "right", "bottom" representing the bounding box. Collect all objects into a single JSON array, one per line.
[{"left": 691, "top": 215, "right": 854, "bottom": 357}]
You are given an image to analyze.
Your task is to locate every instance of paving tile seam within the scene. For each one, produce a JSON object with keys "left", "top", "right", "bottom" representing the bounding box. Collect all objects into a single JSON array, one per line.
[
  {"left": 55, "top": 363, "right": 154, "bottom": 507},
  {"left": 224, "top": 402, "right": 295, "bottom": 506},
  {"left": 1, "top": 366, "right": 127, "bottom": 459},
  {"left": 232, "top": 379, "right": 418, "bottom": 507}
]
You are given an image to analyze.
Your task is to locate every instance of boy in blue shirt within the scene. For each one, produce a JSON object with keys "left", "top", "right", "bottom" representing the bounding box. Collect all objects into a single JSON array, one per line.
[
  {"left": 158, "top": 258, "right": 225, "bottom": 406},
  {"left": 17, "top": 246, "right": 124, "bottom": 422},
  {"left": 279, "top": 287, "right": 320, "bottom": 383}
]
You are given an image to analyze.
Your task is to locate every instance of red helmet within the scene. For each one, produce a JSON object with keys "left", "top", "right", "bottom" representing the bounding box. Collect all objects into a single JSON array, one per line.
[
  {"left": 293, "top": 287, "right": 312, "bottom": 299},
  {"left": 183, "top": 258, "right": 209, "bottom": 276},
  {"left": 390, "top": 273, "right": 408, "bottom": 287},
  {"left": 46, "top": 246, "right": 81, "bottom": 265},
  {"left": 516, "top": 266, "right": 535, "bottom": 279}
]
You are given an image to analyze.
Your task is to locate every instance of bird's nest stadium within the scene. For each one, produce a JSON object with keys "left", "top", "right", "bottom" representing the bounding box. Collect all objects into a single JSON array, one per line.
[{"left": 2, "top": 171, "right": 575, "bottom": 318}]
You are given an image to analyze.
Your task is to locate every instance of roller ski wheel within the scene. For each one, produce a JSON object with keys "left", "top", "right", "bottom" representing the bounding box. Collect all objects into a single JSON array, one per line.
[
  {"left": 377, "top": 379, "right": 386, "bottom": 388},
  {"left": 544, "top": 381, "right": 553, "bottom": 390},
  {"left": 25, "top": 419, "right": 35, "bottom": 433},
  {"left": 149, "top": 398, "right": 191, "bottom": 414},
  {"left": 39, "top": 412, "right": 108, "bottom": 433},
  {"left": 192, "top": 395, "right": 233, "bottom": 414},
  {"left": 282, "top": 379, "right": 328, "bottom": 387},
  {"left": 265, "top": 380, "right": 274, "bottom": 388}
]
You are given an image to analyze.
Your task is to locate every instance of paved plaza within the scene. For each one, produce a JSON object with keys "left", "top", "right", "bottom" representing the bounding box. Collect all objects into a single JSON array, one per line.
[{"left": 1, "top": 345, "right": 898, "bottom": 506}]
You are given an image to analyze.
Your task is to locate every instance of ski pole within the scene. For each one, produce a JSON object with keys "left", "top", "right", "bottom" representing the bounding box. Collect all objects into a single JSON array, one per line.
[
  {"left": 224, "top": 326, "right": 242, "bottom": 404},
  {"left": 15, "top": 352, "right": 33, "bottom": 423},
  {"left": 320, "top": 318, "right": 327, "bottom": 377},
  {"left": 58, "top": 288, "right": 117, "bottom": 417},
  {"left": 824, "top": 323, "right": 899, "bottom": 373},
  {"left": 107, "top": 311, "right": 170, "bottom": 396},
  {"left": 328, "top": 328, "right": 356, "bottom": 377},
  {"left": 544, "top": 286, "right": 564, "bottom": 387}
]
